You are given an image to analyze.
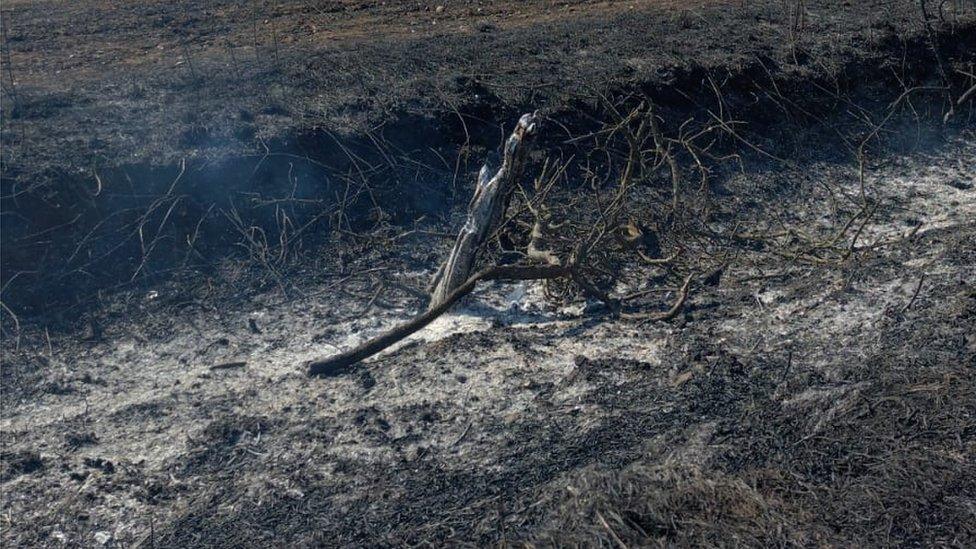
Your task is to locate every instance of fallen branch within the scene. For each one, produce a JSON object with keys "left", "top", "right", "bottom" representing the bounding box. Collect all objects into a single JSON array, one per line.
[
  {"left": 621, "top": 272, "right": 694, "bottom": 322},
  {"left": 305, "top": 109, "right": 697, "bottom": 378},
  {"left": 307, "top": 264, "right": 571, "bottom": 377}
]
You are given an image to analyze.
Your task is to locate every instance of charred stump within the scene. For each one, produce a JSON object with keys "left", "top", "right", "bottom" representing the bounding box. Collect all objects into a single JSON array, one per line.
[{"left": 428, "top": 113, "right": 540, "bottom": 308}]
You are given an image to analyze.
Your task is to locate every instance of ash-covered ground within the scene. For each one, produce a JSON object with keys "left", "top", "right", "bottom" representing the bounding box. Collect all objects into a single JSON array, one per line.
[
  {"left": 2, "top": 1, "right": 976, "bottom": 547},
  {"left": 2, "top": 132, "right": 974, "bottom": 546}
]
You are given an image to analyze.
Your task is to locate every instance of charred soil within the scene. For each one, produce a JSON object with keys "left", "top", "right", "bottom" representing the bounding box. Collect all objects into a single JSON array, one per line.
[{"left": 2, "top": 1, "right": 976, "bottom": 547}]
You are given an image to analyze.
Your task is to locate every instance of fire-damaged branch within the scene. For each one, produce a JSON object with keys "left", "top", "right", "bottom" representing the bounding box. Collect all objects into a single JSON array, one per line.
[
  {"left": 308, "top": 114, "right": 546, "bottom": 377},
  {"left": 428, "top": 113, "right": 540, "bottom": 308},
  {"left": 306, "top": 110, "right": 696, "bottom": 378},
  {"left": 308, "top": 114, "right": 566, "bottom": 376},
  {"left": 307, "top": 263, "right": 571, "bottom": 377}
]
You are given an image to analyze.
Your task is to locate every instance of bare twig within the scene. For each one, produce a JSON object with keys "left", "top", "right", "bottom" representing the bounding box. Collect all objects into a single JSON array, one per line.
[
  {"left": 622, "top": 272, "right": 694, "bottom": 322},
  {"left": 901, "top": 275, "right": 926, "bottom": 314},
  {"left": 0, "top": 300, "right": 21, "bottom": 351}
]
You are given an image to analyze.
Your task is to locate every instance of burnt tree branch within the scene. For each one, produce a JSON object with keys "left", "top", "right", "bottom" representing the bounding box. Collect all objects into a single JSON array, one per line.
[
  {"left": 428, "top": 113, "right": 540, "bottom": 307},
  {"left": 306, "top": 264, "right": 571, "bottom": 377}
]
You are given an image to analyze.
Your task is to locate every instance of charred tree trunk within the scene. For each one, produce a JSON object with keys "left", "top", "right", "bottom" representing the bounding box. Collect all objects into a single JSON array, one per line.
[{"left": 428, "top": 113, "right": 540, "bottom": 308}]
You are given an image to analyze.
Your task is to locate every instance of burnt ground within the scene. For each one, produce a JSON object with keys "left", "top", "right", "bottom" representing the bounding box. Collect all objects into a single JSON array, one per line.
[
  {"left": 0, "top": 0, "right": 971, "bottom": 174},
  {"left": 2, "top": 1, "right": 976, "bottom": 548},
  {"left": 3, "top": 0, "right": 975, "bottom": 319},
  {"left": 1, "top": 131, "right": 974, "bottom": 547}
]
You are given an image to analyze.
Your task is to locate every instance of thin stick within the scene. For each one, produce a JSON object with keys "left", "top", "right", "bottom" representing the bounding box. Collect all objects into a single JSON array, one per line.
[
  {"left": 0, "top": 300, "right": 20, "bottom": 350},
  {"left": 596, "top": 510, "right": 629, "bottom": 549},
  {"left": 901, "top": 275, "right": 925, "bottom": 314},
  {"left": 452, "top": 421, "right": 473, "bottom": 447},
  {"left": 621, "top": 273, "right": 694, "bottom": 321}
]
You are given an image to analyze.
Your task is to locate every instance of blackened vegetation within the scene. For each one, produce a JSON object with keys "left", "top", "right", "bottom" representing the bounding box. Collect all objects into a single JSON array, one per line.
[
  {"left": 149, "top": 271, "right": 976, "bottom": 547},
  {"left": 0, "top": 122, "right": 458, "bottom": 319},
  {"left": 185, "top": 413, "right": 278, "bottom": 473},
  {"left": 2, "top": 1, "right": 975, "bottom": 325},
  {"left": 143, "top": 225, "right": 976, "bottom": 548},
  {"left": 1, "top": 2, "right": 976, "bottom": 548},
  {"left": 0, "top": 450, "right": 44, "bottom": 481},
  {"left": 533, "top": 259, "right": 976, "bottom": 547}
]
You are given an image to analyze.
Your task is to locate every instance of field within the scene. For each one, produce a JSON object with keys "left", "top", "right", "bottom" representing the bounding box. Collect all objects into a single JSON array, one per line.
[{"left": 2, "top": 1, "right": 975, "bottom": 547}]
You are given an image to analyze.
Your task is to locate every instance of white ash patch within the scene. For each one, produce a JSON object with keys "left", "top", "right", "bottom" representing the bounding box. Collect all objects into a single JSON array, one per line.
[
  {"left": 717, "top": 135, "right": 974, "bottom": 380},
  {"left": 782, "top": 382, "right": 871, "bottom": 435}
]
